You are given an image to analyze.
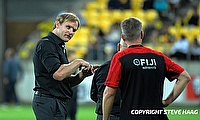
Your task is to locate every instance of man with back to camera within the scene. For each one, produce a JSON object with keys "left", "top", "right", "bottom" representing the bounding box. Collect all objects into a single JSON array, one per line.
[
  {"left": 32, "top": 12, "right": 98, "bottom": 120},
  {"left": 102, "top": 17, "right": 191, "bottom": 120},
  {"left": 91, "top": 38, "right": 127, "bottom": 120}
]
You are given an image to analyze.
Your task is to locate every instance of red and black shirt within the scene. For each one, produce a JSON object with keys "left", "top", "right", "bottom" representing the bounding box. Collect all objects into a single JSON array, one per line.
[{"left": 105, "top": 45, "right": 184, "bottom": 119}]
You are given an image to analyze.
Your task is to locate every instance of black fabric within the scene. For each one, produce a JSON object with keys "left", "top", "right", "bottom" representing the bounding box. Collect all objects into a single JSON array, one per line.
[
  {"left": 97, "top": 114, "right": 119, "bottom": 120},
  {"left": 33, "top": 32, "right": 72, "bottom": 100},
  {"left": 67, "top": 86, "right": 78, "bottom": 120},
  {"left": 32, "top": 93, "right": 69, "bottom": 120},
  {"left": 91, "top": 60, "right": 121, "bottom": 116},
  {"left": 118, "top": 53, "right": 167, "bottom": 119}
]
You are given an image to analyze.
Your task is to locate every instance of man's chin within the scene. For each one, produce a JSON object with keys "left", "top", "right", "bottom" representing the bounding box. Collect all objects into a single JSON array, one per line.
[{"left": 63, "top": 39, "right": 70, "bottom": 42}]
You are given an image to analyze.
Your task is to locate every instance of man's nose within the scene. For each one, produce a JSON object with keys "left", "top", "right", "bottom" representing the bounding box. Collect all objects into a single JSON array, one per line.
[{"left": 69, "top": 28, "right": 73, "bottom": 33}]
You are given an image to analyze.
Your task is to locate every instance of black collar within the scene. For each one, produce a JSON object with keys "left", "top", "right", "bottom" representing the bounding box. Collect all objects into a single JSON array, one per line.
[
  {"left": 48, "top": 32, "right": 65, "bottom": 46},
  {"left": 128, "top": 44, "right": 143, "bottom": 48}
]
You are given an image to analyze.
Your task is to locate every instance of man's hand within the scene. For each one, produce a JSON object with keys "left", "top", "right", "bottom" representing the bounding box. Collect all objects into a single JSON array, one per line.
[{"left": 81, "top": 64, "right": 100, "bottom": 77}]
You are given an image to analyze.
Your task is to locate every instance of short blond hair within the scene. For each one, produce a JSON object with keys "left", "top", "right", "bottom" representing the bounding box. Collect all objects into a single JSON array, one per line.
[{"left": 53, "top": 12, "right": 81, "bottom": 29}]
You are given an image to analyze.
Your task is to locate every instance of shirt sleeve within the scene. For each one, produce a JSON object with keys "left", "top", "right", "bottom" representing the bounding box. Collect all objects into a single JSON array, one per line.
[
  {"left": 90, "top": 69, "right": 98, "bottom": 102},
  {"left": 36, "top": 40, "right": 61, "bottom": 75},
  {"left": 104, "top": 54, "right": 121, "bottom": 88},
  {"left": 91, "top": 61, "right": 110, "bottom": 102},
  {"left": 164, "top": 55, "right": 184, "bottom": 81}
]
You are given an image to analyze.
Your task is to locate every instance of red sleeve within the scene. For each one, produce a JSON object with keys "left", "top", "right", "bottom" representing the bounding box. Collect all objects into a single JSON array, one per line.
[
  {"left": 164, "top": 55, "right": 184, "bottom": 81},
  {"left": 104, "top": 54, "right": 121, "bottom": 88}
]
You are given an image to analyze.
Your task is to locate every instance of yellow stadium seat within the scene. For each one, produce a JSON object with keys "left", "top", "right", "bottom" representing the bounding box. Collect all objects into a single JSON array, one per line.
[
  {"left": 99, "top": 10, "right": 111, "bottom": 20},
  {"left": 191, "top": 27, "right": 200, "bottom": 36},
  {"left": 87, "top": 18, "right": 100, "bottom": 27},
  {"left": 79, "top": 26, "right": 90, "bottom": 37},
  {"left": 168, "top": 26, "right": 180, "bottom": 40},
  {"left": 132, "top": 10, "right": 145, "bottom": 20},
  {"left": 83, "top": 10, "right": 99, "bottom": 19},
  {"left": 111, "top": 10, "right": 122, "bottom": 23},
  {"left": 131, "top": 0, "right": 144, "bottom": 11},
  {"left": 19, "top": 49, "right": 29, "bottom": 59},
  {"left": 85, "top": 2, "right": 99, "bottom": 11},
  {"left": 180, "top": 27, "right": 189, "bottom": 36},
  {"left": 98, "top": 2, "right": 108, "bottom": 10},
  {"left": 99, "top": 19, "right": 112, "bottom": 34},
  {"left": 96, "top": 0, "right": 108, "bottom": 10},
  {"left": 96, "top": 0, "right": 108, "bottom": 4},
  {"left": 67, "top": 39, "right": 76, "bottom": 46},
  {"left": 123, "top": 10, "right": 133, "bottom": 19},
  {"left": 82, "top": 10, "right": 99, "bottom": 27},
  {"left": 189, "top": 27, "right": 200, "bottom": 42},
  {"left": 145, "top": 9, "right": 158, "bottom": 23},
  {"left": 78, "top": 37, "right": 89, "bottom": 46},
  {"left": 76, "top": 46, "right": 88, "bottom": 58}
]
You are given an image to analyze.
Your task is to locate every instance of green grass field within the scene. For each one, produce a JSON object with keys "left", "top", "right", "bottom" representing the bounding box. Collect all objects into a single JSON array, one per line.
[{"left": 0, "top": 104, "right": 199, "bottom": 120}]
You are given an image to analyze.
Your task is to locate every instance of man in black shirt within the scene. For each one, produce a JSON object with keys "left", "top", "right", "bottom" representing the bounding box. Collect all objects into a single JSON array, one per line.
[
  {"left": 91, "top": 38, "right": 127, "bottom": 120},
  {"left": 32, "top": 12, "right": 98, "bottom": 120}
]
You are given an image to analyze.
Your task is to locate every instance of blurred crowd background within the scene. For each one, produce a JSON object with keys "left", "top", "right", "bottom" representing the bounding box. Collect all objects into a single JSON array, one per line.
[{"left": 0, "top": 0, "right": 199, "bottom": 106}]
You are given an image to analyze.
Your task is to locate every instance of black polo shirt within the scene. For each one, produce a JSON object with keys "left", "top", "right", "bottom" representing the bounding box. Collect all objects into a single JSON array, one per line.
[
  {"left": 91, "top": 60, "right": 121, "bottom": 116},
  {"left": 105, "top": 45, "right": 184, "bottom": 120},
  {"left": 33, "top": 32, "right": 72, "bottom": 99}
]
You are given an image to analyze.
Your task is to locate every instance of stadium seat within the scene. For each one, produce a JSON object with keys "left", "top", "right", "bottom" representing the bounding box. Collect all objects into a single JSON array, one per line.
[
  {"left": 123, "top": 10, "right": 133, "bottom": 19},
  {"left": 168, "top": 26, "right": 180, "bottom": 40},
  {"left": 79, "top": 26, "right": 90, "bottom": 38},
  {"left": 131, "top": 0, "right": 144, "bottom": 11},
  {"left": 145, "top": 9, "right": 158, "bottom": 23},
  {"left": 111, "top": 10, "right": 122, "bottom": 23},
  {"left": 85, "top": 1, "right": 99, "bottom": 11},
  {"left": 82, "top": 10, "right": 99, "bottom": 27},
  {"left": 180, "top": 27, "right": 189, "bottom": 37},
  {"left": 96, "top": 0, "right": 108, "bottom": 4},
  {"left": 99, "top": 10, "right": 110, "bottom": 20},
  {"left": 189, "top": 27, "right": 200, "bottom": 42},
  {"left": 132, "top": 10, "right": 145, "bottom": 19},
  {"left": 96, "top": 0, "right": 108, "bottom": 10},
  {"left": 99, "top": 19, "right": 112, "bottom": 34},
  {"left": 76, "top": 46, "right": 88, "bottom": 58}
]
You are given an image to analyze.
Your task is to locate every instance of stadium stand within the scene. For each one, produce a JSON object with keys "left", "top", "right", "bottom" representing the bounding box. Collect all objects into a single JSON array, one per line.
[
  {"left": 6, "top": 0, "right": 199, "bottom": 105},
  {"left": 17, "top": 0, "right": 199, "bottom": 62}
]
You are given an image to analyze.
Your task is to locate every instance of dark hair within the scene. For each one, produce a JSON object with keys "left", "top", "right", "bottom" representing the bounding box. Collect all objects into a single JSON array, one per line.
[
  {"left": 5, "top": 48, "right": 15, "bottom": 59},
  {"left": 121, "top": 17, "right": 142, "bottom": 41}
]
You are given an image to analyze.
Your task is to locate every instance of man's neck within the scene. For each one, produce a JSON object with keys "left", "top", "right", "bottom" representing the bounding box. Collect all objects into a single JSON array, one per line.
[{"left": 126, "top": 40, "right": 142, "bottom": 47}]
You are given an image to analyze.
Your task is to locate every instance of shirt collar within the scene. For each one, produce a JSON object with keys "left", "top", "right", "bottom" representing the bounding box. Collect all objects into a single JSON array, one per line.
[
  {"left": 128, "top": 44, "right": 143, "bottom": 48},
  {"left": 48, "top": 32, "right": 65, "bottom": 46}
]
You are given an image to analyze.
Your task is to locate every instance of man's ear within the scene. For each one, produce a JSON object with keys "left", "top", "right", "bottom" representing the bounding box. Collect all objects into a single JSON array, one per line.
[
  {"left": 141, "top": 31, "right": 144, "bottom": 39},
  {"left": 117, "top": 43, "right": 120, "bottom": 52},
  {"left": 55, "top": 21, "right": 60, "bottom": 28},
  {"left": 121, "top": 34, "right": 126, "bottom": 41}
]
